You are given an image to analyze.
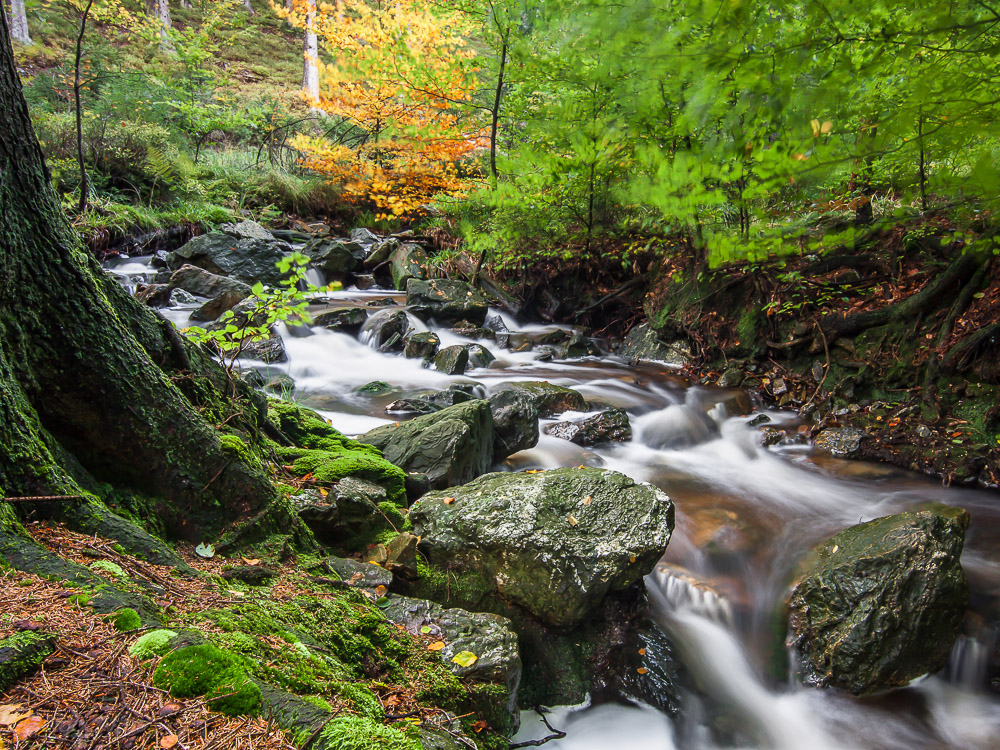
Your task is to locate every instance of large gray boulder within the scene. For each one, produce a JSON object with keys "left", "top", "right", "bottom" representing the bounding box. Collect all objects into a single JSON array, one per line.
[
  {"left": 492, "top": 381, "right": 587, "bottom": 417},
  {"left": 787, "top": 506, "right": 970, "bottom": 695},
  {"left": 617, "top": 323, "right": 691, "bottom": 366},
  {"left": 382, "top": 595, "right": 521, "bottom": 733},
  {"left": 169, "top": 264, "right": 252, "bottom": 300},
  {"left": 545, "top": 408, "right": 632, "bottom": 446},
  {"left": 359, "top": 400, "right": 494, "bottom": 490},
  {"left": 406, "top": 278, "right": 490, "bottom": 327},
  {"left": 304, "top": 238, "right": 361, "bottom": 276},
  {"left": 390, "top": 243, "right": 431, "bottom": 289},
  {"left": 487, "top": 390, "right": 539, "bottom": 459},
  {"left": 410, "top": 467, "right": 674, "bottom": 628},
  {"left": 167, "top": 222, "right": 288, "bottom": 285}
]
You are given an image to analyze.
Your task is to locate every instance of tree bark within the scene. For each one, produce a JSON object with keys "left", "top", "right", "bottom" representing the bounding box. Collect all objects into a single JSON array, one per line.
[
  {"left": 244, "top": 0, "right": 256, "bottom": 15},
  {"left": 301, "top": 0, "right": 319, "bottom": 106},
  {"left": 147, "top": 0, "right": 172, "bottom": 51},
  {"left": 0, "top": 8, "right": 274, "bottom": 541},
  {"left": 9, "top": 0, "right": 29, "bottom": 45}
]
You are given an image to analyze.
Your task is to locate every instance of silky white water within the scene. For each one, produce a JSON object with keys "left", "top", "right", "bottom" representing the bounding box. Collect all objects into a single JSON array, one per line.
[{"left": 109, "top": 259, "right": 1000, "bottom": 750}]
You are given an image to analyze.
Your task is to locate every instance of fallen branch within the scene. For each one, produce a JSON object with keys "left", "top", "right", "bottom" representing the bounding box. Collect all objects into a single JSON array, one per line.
[{"left": 509, "top": 708, "right": 567, "bottom": 749}]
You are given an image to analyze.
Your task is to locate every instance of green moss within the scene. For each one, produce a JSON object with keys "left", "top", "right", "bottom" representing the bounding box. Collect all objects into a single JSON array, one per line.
[
  {"left": 376, "top": 502, "right": 406, "bottom": 530},
  {"left": 206, "top": 668, "right": 262, "bottom": 716},
  {"left": 113, "top": 608, "right": 142, "bottom": 632},
  {"left": 129, "top": 629, "right": 178, "bottom": 659},
  {"left": 268, "top": 399, "right": 357, "bottom": 452},
  {"left": 90, "top": 560, "right": 127, "bottom": 579},
  {"left": 0, "top": 631, "right": 55, "bottom": 691},
  {"left": 68, "top": 593, "right": 91, "bottom": 606},
  {"left": 219, "top": 434, "right": 263, "bottom": 473},
  {"left": 332, "top": 681, "right": 384, "bottom": 721},
  {"left": 153, "top": 644, "right": 240, "bottom": 697},
  {"left": 317, "top": 715, "right": 420, "bottom": 750},
  {"left": 276, "top": 447, "right": 406, "bottom": 504}
]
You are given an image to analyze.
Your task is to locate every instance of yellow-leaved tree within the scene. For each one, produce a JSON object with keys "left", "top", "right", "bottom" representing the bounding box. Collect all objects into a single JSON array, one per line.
[{"left": 275, "top": 0, "right": 486, "bottom": 220}]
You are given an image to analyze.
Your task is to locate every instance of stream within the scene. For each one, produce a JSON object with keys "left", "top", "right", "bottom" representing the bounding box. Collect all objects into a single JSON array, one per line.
[{"left": 109, "top": 256, "right": 1000, "bottom": 750}]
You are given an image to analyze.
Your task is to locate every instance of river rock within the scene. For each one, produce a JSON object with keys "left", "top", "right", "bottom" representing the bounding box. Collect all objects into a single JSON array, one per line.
[
  {"left": 364, "top": 238, "right": 399, "bottom": 269},
  {"left": 169, "top": 288, "right": 197, "bottom": 305},
  {"left": 351, "top": 228, "right": 381, "bottom": 245},
  {"left": 391, "top": 243, "right": 431, "bottom": 289},
  {"left": 787, "top": 506, "right": 970, "bottom": 695},
  {"left": 304, "top": 238, "right": 360, "bottom": 276},
  {"left": 291, "top": 478, "right": 397, "bottom": 549},
  {"left": 545, "top": 409, "right": 632, "bottom": 446},
  {"left": 406, "top": 278, "right": 490, "bottom": 327},
  {"left": 135, "top": 283, "right": 172, "bottom": 308},
  {"left": 618, "top": 323, "right": 691, "bottom": 366},
  {"left": 492, "top": 381, "right": 587, "bottom": 417},
  {"left": 169, "top": 264, "right": 252, "bottom": 300},
  {"left": 320, "top": 555, "right": 393, "bottom": 595},
  {"left": 222, "top": 219, "right": 275, "bottom": 241},
  {"left": 190, "top": 289, "right": 246, "bottom": 321},
  {"left": 167, "top": 226, "right": 288, "bottom": 285},
  {"left": 484, "top": 314, "right": 511, "bottom": 348},
  {"left": 556, "top": 333, "right": 601, "bottom": 359},
  {"left": 313, "top": 307, "right": 368, "bottom": 334},
  {"left": 359, "top": 400, "right": 494, "bottom": 490},
  {"left": 464, "top": 343, "right": 495, "bottom": 369},
  {"left": 404, "top": 331, "right": 440, "bottom": 360},
  {"left": 813, "top": 427, "right": 869, "bottom": 459},
  {"left": 362, "top": 309, "right": 411, "bottom": 352},
  {"left": 487, "top": 390, "right": 539, "bottom": 459},
  {"left": 382, "top": 595, "right": 521, "bottom": 733},
  {"left": 434, "top": 345, "right": 468, "bottom": 375},
  {"left": 240, "top": 334, "right": 287, "bottom": 363},
  {"left": 410, "top": 467, "right": 674, "bottom": 628}
]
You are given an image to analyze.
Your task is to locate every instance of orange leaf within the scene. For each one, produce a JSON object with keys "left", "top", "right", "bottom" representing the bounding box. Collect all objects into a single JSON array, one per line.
[
  {"left": 427, "top": 641, "right": 446, "bottom": 651},
  {"left": 241, "top": 557, "right": 261, "bottom": 566},
  {"left": 638, "top": 648, "right": 646, "bottom": 656},
  {"left": 375, "top": 585, "right": 387, "bottom": 597},
  {"left": 0, "top": 705, "right": 31, "bottom": 726},
  {"left": 160, "top": 735, "right": 179, "bottom": 749},
  {"left": 13, "top": 715, "right": 45, "bottom": 740},
  {"left": 443, "top": 497, "right": 455, "bottom": 505},
  {"left": 472, "top": 720, "right": 489, "bottom": 733},
  {"left": 636, "top": 667, "right": 648, "bottom": 675}
]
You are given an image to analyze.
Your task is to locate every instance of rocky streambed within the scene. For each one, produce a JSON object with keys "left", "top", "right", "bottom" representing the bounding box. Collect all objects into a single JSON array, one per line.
[{"left": 88, "top": 219, "right": 1000, "bottom": 750}]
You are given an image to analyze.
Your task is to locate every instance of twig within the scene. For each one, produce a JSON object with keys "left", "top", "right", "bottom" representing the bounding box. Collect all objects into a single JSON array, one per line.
[{"left": 509, "top": 707, "right": 567, "bottom": 748}]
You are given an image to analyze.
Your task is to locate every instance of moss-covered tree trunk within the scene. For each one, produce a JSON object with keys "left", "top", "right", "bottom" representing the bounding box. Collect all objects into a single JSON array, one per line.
[{"left": 0, "top": 8, "right": 274, "bottom": 544}]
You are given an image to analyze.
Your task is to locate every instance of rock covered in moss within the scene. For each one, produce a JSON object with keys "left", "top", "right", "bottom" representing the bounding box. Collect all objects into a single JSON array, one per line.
[
  {"left": 313, "top": 306, "right": 369, "bottom": 334},
  {"left": 0, "top": 631, "right": 56, "bottom": 692},
  {"left": 291, "top": 478, "right": 404, "bottom": 550},
  {"left": 545, "top": 408, "right": 632, "bottom": 446},
  {"left": 362, "top": 309, "right": 412, "bottom": 352},
  {"left": 382, "top": 595, "right": 521, "bottom": 733},
  {"left": 153, "top": 643, "right": 261, "bottom": 716},
  {"left": 390, "top": 243, "right": 431, "bottom": 290},
  {"left": 812, "top": 426, "right": 870, "bottom": 459},
  {"left": 616, "top": 323, "right": 691, "bottom": 366},
  {"left": 787, "top": 506, "right": 970, "bottom": 695},
  {"left": 492, "top": 381, "right": 587, "bottom": 417},
  {"left": 463, "top": 343, "right": 495, "bottom": 369},
  {"left": 359, "top": 400, "right": 494, "bottom": 490},
  {"left": 403, "top": 331, "right": 440, "bottom": 361},
  {"left": 129, "top": 629, "right": 178, "bottom": 659},
  {"left": 406, "top": 278, "right": 490, "bottom": 327},
  {"left": 112, "top": 608, "right": 142, "bottom": 632},
  {"left": 167, "top": 224, "right": 288, "bottom": 285},
  {"left": 433, "top": 345, "right": 468, "bottom": 375},
  {"left": 411, "top": 467, "right": 674, "bottom": 627}
]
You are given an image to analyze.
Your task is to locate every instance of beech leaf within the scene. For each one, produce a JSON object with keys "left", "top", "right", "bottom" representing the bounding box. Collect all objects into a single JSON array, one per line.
[{"left": 451, "top": 650, "right": 478, "bottom": 667}]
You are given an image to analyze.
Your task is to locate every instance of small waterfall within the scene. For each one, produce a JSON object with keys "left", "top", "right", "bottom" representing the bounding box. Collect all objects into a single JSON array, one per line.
[
  {"left": 945, "top": 633, "right": 993, "bottom": 688},
  {"left": 647, "top": 566, "right": 733, "bottom": 627}
]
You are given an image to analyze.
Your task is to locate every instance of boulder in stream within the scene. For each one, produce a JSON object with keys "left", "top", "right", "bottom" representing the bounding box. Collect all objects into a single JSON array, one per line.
[
  {"left": 362, "top": 309, "right": 411, "bottom": 352},
  {"left": 487, "top": 389, "right": 539, "bottom": 459},
  {"left": 167, "top": 222, "right": 289, "bottom": 285},
  {"left": 617, "top": 323, "right": 691, "bottom": 366},
  {"left": 492, "top": 381, "right": 587, "bottom": 417},
  {"left": 409, "top": 466, "right": 674, "bottom": 628},
  {"left": 787, "top": 506, "right": 970, "bottom": 695},
  {"left": 169, "top": 264, "right": 252, "bottom": 300},
  {"left": 812, "top": 426, "right": 870, "bottom": 459},
  {"left": 434, "top": 345, "right": 469, "bottom": 375},
  {"left": 406, "top": 278, "right": 490, "bottom": 327},
  {"left": 304, "top": 238, "right": 362, "bottom": 276},
  {"left": 545, "top": 408, "right": 632, "bottom": 446},
  {"left": 313, "top": 306, "right": 368, "bottom": 334},
  {"left": 390, "top": 243, "right": 432, "bottom": 289},
  {"left": 359, "top": 400, "right": 494, "bottom": 490},
  {"left": 404, "top": 331, "right": 440, "bottom": 361}
]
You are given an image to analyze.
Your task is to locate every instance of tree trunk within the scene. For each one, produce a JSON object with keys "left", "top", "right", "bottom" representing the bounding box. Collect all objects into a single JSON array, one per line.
[
  {"left": 244, "top": 0, "right": 256, "bottom": 15},
  {"left": 0, "top": 9, "right": 274, "bottom": 542},
  {"left": 9, "top": 0, "right": 29, "bottom": 45},
  {"left": 152, "top": 0, "right": 172, "bottom": 51},
  {"left": 301, "top": 0, "right": 319, "bottom": 106}
]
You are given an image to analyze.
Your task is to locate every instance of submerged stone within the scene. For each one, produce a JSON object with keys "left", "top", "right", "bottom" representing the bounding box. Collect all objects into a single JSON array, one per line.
[{"left": 787, "top": 506, "right": 970, "bottom": 695}]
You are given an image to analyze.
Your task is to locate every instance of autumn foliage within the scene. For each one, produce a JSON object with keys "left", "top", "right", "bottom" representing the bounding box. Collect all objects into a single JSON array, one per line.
[{"left": 276, "top": 0, "right": 486, "bottom": 220}]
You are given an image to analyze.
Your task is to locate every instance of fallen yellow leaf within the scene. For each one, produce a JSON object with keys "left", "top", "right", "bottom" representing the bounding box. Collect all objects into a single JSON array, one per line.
[
  {"left": 567, "top": 515, "right": 579, "bottom": 527},
  {"left": 13, "top": 715, "right": 44, "bottom": 741},
  {"left": 427, "top": 641, "right": 446, "bottom": 651},
  {"left": 452, "top": 650, "right": 478, "bottom": 667},
  {"left": 0, "top": 705, "right": 30, "bottom": 726},
  {"left": 636, "top": 667, "right": 648, "bottom": 675},
  {"left": 443, "top": 497, "right": 456, "bottom": 505}
]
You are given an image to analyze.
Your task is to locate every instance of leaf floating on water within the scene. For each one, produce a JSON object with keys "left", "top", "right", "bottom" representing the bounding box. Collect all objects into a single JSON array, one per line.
[
  {"left": 160, "top": 735, "right": 179, "bottom": 749},
  {"left": 13, "top": 715, "right": 44, "bottom": 740},
  {"left": 0, "top": 705, "right": 31, "bottom": 726},
  {"left": 195, "top": 542, "right": 215, "bottom": 559},
  {"left": 567, "top": 515, "right": 579, "bottom": 527},
  {"left": 427, "top": 641, "right": 446, "bottom": 651},
  {"left": 452, "top": 651, "right": 478, "bottom": 667}
]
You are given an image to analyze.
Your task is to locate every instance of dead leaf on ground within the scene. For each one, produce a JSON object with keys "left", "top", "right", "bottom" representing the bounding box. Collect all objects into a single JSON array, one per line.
[
  {"left": 451, "top": 651, "right": 478, "bottom": 667},
  {"left": 427, "top": 641, "right": 446, "bottom": 651},
  {"left": 160, "top": 735, "right": 179, "bottom": 749},
  {"left": 13, "top": 715, "right": 45, "bottom": 740},
  {"left": 158, "top": 702, "right": 183, "bottom": 717},
  {"left": 0, "top": 705, "right": 31, "bottom": 726}
]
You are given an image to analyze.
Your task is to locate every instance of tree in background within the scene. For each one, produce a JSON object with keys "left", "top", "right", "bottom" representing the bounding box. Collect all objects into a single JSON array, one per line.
[
  {"left": 277, "top": 0, "right": 485, "bottom": 220},
  {"left": 8, "top": 0, "right": 30, "bottom": 44}
]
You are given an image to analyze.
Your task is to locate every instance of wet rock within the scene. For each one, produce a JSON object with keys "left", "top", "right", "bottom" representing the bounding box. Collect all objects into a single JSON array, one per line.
[
  {"left": 759, "top": 426, "right": 783, "bottom": 447},
  {"left": 382, "top": 595, "right": 521, "bottom": 733},
  {"left": 406, "top": 278, "right": 490, "bottom": 327},
  {"left": 190, "top": 289, "right": 247, "bottom": 321},
  {"left": 708, "top": 389, "right": 753, "bottom": 418},
  {"left": 0, "top": 631, "right": 56, "bottom": 692},
  {"left": 386, "top": 398, "right": 439, "bottom": 416},
  {"left": 916, "top": 424, "right": 933, "bottom": 439},
  {"left": 617, "top": 323, "right": 691, "bottom": 366},
  {"left": 207, "top": 296, "right": 269, "bottom": 331},
  {"left": 638, "top": 404, "right": 718, "bottom": 450},
  {"left": 362, "top": 309, "right": 411, "bottom": 352},
  {"left": 487, "top": 390, "right": 539, "bottom": 460},
  {"left": 434, "top": 345, "right": 469, "bottom": 375},
  {"left": 391, "top": 243, "right": 432, "bottom": 289},
  {"left": 169, "top": 264, "right": 252, "bottom": 300},
  {"left": 464, "top": 343, "right": 495, "bottom": 369},
  {"left": 359, "top": 400, "right": 494, "bottom": 490},
  {"left": 304, "top": 238, "right": 360, "bottom": 276},
  {"left": 717, "top": 365, "right": 745, "bottom": 388},
  {"left": 313, "top": 307, "right": 368, "bottom": 334},
  {"left": 135, "top": 283, "right": 172, "bottom": 308},
  {"left": 167, "top": 225, "right": 288, "bottom": 285},
  {"left": 813, "top": 426, "right": 869, "bottom": 458},
  {"left": 240, "top": 335, "right": 287, "bottom": 363},
  {"left": 364, "top": 238, "right": 399, "bottom": 269},
  {"left": 351, "top": 227, "right": 381, "bottom": 245},
  {"left": 357, "top": 380, "right": 395, "bottom": 396},
  {"left": 169, "top": 288, "right": 197, "bottom": 305},
  {"left": 385, "top": 532, "right": 419, "bottom": 578},
  {"left": 451, "top": 325, "right": 495, "bottom": 341},
  {"left": 611, "top": 622, "right": 683, "bottom": 716},
  {"left": 787, "top": 506, "right": 970, "bottom": 695},
  {"left": 484, "top": 314, "right": 511, "bottom": 348},
  {"left": 354, "top": 273, "right": 377, "bottom": 290},
  {"left": 428, "top": 383, "right": 486, "bottom": 407},
  {"left": 410, "top": 467, "right": 674, "bottom": 628},
  {"left": 556, "top": 333, "right": 601, "bottom": 359},
  {"left": 545, "top": 409, "right": 632, "bottom": 446},
  {"left": 291, "top": 478, "right": 398, "bottom": 549},
  {"left": 492, "top": 381, "right": 587, "bottom": 417},
  {"left": 319, "top": 555, "right": 392, "bottom": 594},
  {"left": 404, "top": 331, "right": 440, "bottom": 361},
  {"left": 366, "top": 297, "right": 397, "bottom": 307}
]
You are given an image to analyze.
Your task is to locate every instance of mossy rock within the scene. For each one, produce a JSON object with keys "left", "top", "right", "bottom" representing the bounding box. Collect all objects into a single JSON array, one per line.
[
  {"left": 206, "top": 668, "right": 263, "bottom": 716},
  {"left": 0, "top": 631, "right": 56, "bottom": 692},
  {"left": 491, "top": 381, "right": 587, "bottom": 417},
  {"left": 277, "top": 447, "right": 406, "bottom": 505},
  {"left": 316, "top": 715, "right": 420, "bottom": 750},
  {"left": 112, "top": 608, "right": 142, "bottom": 632},
  {"left": 268, "top": 399, "right": 357, "bottom": 452},
  {"left": 129, "top": 629, "right": 178, "bottom": 659}
]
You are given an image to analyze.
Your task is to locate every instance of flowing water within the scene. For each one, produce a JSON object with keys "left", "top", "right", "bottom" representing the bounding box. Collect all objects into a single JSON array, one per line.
[{"left": 108, "top": 258, "right": 1000, "bottom": 750}]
